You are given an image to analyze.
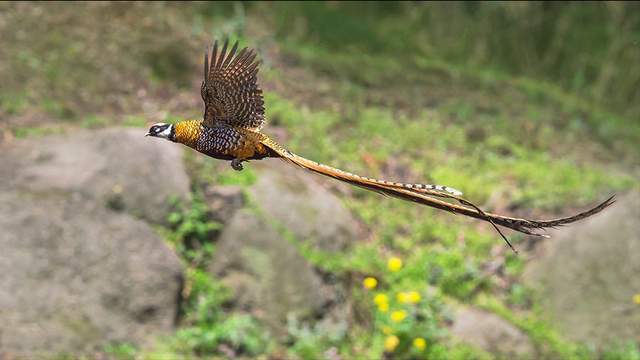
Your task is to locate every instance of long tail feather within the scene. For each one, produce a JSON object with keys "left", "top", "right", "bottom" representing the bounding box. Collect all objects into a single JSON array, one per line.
[{"left": 262, "top": 137, "right": 615, "bottom": 251}]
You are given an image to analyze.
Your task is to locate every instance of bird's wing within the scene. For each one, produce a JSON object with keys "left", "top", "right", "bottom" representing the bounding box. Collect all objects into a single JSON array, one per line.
[{"left": 201, "top": 40, "right": 265, "bottom": 131}]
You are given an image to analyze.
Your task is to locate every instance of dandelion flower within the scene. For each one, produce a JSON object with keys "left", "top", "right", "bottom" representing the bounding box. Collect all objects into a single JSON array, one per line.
[
  {"left": 413, "top": 337, "right": 426, "bottom": 351},
  {"left": 633, "top": 293, "right": 640, "bottom": 305},
  {"left": 378, "top": 302, "right": 389, "bottom": 312},
  {"left": 112, "top": 184, "right": 123, "bottom": 194},
  {"left": 391, "top": 310, "right": 407, "bottom": 322},
  {"left": 363, "top": 277, "right": 378, "bottom": 289},
  {"left": 387, "top": 257, "right": 403, "bottom": 272},
  {"left": 384, "top": 335, "right": 400, "bottom": 352},
  {"left": 407, "top": 291, "right": 421, "bottom": 304},
  {"left": 374, "top": 294, "right": 388, "bottom": 305},
  {"left": 397, "top": 292, "right": 409, "bottom": 304}
]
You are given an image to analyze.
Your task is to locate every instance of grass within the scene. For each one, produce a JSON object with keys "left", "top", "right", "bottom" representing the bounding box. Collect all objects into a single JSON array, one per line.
[
  {"left": 149, "top": 191, "right": 273, "bottom": 358},
  {"left": 147, "top": 84, "right": 635, "bottom": 358},
  {"left": 126, "top": 48, "right": 636, "bottom": 358},
  {"left": 3, "top": 2, "right": 639, "bottom": 359},
  {"left": 11, "top": 125, "right": 66, "bottom": 139},
  {"left": 244, "top": 62, "right": 636, "bottom": 357},
  {"left": 264, "top": 92, "right": 635, "bottom": 209}
]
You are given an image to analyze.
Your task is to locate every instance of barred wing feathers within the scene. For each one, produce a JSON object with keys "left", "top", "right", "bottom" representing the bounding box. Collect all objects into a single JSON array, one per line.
[{"left": 202, "top": 40, "right": 265, "bottom": 130}]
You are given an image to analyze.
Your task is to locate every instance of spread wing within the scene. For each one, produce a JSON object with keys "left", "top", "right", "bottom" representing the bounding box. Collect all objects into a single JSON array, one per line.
[{"left": 201, "top": 40, "right": 265, "bottom": 130}]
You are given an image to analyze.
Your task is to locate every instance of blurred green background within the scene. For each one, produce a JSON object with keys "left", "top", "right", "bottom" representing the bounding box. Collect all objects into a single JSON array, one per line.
[{"left": 1, "top": 2, "right": 639, "bottom": 359}]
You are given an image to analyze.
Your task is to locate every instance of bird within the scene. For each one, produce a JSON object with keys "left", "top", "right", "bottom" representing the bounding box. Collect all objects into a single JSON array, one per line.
[{"left": 146, "top": 39, "right": 615, "bottom": 253}]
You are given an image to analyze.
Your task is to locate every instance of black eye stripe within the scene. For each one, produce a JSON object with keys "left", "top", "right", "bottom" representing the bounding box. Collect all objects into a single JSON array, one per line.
[{"left": 150, "top": 125, "right": 169, "bottom": 133}]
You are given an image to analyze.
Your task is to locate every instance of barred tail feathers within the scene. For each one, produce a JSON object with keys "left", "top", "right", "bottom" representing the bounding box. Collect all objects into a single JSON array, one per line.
[
  {"left": 261, "top": 137, "right": 615, "bottom": 247},
  {"left": 404, "top": 183, "right": 463, "bottom": 196},
  {"left": 261, "top": 137, "right": 463, "bottom": 199}
]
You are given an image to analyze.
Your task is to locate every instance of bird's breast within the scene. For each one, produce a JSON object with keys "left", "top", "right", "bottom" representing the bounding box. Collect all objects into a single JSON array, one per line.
[{"left": 174, "top": 120, "right": 202, "bottom": 148}]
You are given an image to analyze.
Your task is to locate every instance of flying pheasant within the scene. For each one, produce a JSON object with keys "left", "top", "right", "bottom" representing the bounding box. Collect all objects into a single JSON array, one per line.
[{"left": 146, "top": 40, "right": 614, "bottom": 253}]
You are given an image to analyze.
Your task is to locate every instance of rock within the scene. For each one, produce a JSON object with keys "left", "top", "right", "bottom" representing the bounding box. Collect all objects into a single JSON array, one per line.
[
  {"left": 1, "top": 128, "right": 190, "bottom": 223},
  {"left": 450, "top": 306, "right": 534, "bottom": 357},
  {"left": 523, "top": 192, "right": 640, "bottom": 349},
  {"left": 0, "top": 192, "right": 183, "bottom": 356},
  {"left": 210, "top": 209, "right": 334, "bottom": 335},
  {"left": 248, "top": 160, "right": 359, "bottom": 252},
  {"left": 204, "top": 185, "right": 245, "bottom": 224},
  {"left": 0, "top": 128, "right": 188, "bottom": 355},
  {"left": 206, "top": 159, "right": 361, "bottom": 334}
]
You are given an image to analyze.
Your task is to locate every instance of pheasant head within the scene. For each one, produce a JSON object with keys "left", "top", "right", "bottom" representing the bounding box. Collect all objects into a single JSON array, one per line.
[{"left": 145, "top": 123, "right": 175, "bottom": 142}]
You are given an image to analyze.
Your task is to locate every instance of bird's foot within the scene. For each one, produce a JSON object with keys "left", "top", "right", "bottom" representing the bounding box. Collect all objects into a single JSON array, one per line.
[{"left": 231, "top": 159, "right": 244, "bottom": 171}]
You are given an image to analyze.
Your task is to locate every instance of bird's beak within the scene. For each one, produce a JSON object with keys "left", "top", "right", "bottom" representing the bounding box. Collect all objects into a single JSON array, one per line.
[{"left": 145, "top": 132, "right": 150, "bottom": 137}]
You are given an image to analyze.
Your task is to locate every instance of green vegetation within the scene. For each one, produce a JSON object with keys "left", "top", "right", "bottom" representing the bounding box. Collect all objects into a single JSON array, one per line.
[
  {"left": 3, "top": 2, "right": 639, "bottom": 359},
  {"left": 160, "top": 268, "right": 272, "bottom": 357},
  {"left": 103, "top": 343, "right": 137, "bottom": 360},
  {"left": 272, "top": 2, "right": 640, "bottom": 122},
  {"left": 122, "top": 115, "right": 147, "bottom": 128},
  {"left": 11, "top": 125, "right": 66, "bottom": 139},
  {"left": 164, "top": 192, "right": 221, "bottom": 267},
  {"left": 153, "top": 193, "right": 272, "bottom": 357}
]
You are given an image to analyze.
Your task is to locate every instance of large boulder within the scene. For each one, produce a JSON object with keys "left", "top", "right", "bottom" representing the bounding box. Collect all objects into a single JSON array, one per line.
[
  {"left": 0, "top": 192, "right": 183, "bottom": 356},
  {"left": 210, "top": 209, "right": 334, "bottom": 335},
  {"left": 523, "top": 192, "right": 640, "bottom": 348},
  {"left": 248, "top": 160, "right": 358, "bottom": 252},
  {"left": 209, "top": 159, "right": 359, "bottom": 334},
  {"left": 2, "top": 128, "right": 190, "bottom": 223},
  {"left": 0, "top": 128, "right": 188, "bottom": 356},
  {"left": 450, "top": 306, "right": 534, "bottom": 357}
]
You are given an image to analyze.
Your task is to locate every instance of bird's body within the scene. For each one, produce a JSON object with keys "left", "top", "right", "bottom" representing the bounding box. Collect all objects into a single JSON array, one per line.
[
  {"left": 173, "top": 120, "right": 273, "bottom": 161},
  {"left": 147, "top": 40, "right": 614, "bottom": 252}
]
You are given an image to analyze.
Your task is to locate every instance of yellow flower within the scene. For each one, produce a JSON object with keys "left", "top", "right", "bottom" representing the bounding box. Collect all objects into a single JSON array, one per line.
[
  {"left": 363, "top": 277, "right": 378, "bottom": 289},
  {"left": 374, "top": 293, "right": 388, "bottom": 305},
  {"left": 378, "top": 302, "right": 389, "bottom": 312},
  {"left": 397, "top": 292, "right": 410, "bottom": 304},
  {"left": 112, "top": 184, "right": 123, "bottom": 194},
  {"left": 413, "top": 337, "right": 426, "bottom": 351},
  {"left": 633, "top": 293, "right": 640, "bottom": 305},
  {"left": 382, "top": 326, "right": 393, "bottom": 335},
  {"left": 387, "top": 257, "right": 403, "bottom": 272},
  {"left": 384, "top": 335, "right": 400, "bottom": 352},
  {"left": 407, "top": 291, "right": 422, "bottom": 304},
  {"left": 390, "top": 310, "right": 407, "bottom": 322}
]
